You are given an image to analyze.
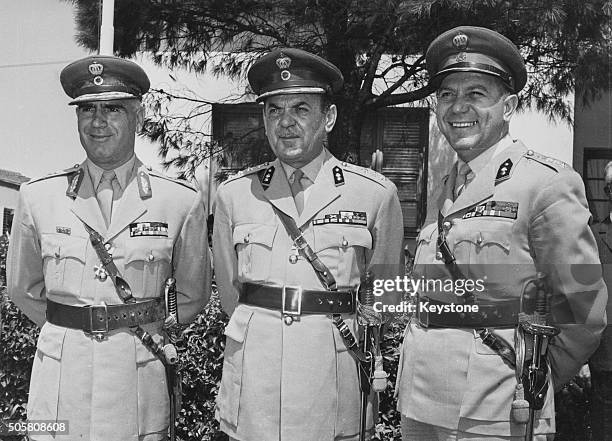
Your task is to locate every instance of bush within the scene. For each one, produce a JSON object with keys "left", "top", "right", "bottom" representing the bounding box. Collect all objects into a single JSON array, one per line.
[{"left": 0, "top": 233, "right": 598, "bottom": 440}]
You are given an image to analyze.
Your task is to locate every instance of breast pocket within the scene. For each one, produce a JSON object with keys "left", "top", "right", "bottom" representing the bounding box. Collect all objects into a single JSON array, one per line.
[
  {"left": 41, "top": 233, "right": 88, "bottom": 294},
  {"left": 232, "top": 223, "right": 277, "bottom": 281},
  {"left": 124, "top": 238, "right": 173, "bottom": 298},
  {"left": 413, "top": 223, "right": 438, "bottom": 267},
  {"left": 314, "top": 225, "right": 372, "bottom": 287},
  {"left": 452, "top": 220, "right": 512, "bottom": 265}
]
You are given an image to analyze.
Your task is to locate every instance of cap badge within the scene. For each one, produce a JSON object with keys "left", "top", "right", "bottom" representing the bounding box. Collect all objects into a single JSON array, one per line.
[
  {"left": 456, "top": 52, "right": 467, "bottom": 62},
  {"left": 452, "top": 32, "right": 469, "bottom": 50},
  {"left": 88, "top": 62, "right": 104, "bottom": 76},
  {"left": 276, "top": 53, "right": 292, "bottom": 70},
  {"left": 281, "top": 70, "right": 291, "bottom": 81},
  {"left": 89, "top": 62, "right": 104, "bottom": 86}
]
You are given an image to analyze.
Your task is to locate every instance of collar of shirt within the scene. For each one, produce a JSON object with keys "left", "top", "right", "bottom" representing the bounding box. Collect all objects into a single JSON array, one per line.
[
  {"left": 280, "top": 148, "right": 326, "bottom": 185},
  {"left": 463, "top": 134, "right": 514, "bottom": 177},
  {"left": 87, "top": 154, "right": 137, "bottom": 191}
]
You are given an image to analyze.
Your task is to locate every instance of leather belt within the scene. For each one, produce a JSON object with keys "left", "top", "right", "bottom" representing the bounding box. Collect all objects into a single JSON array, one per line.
[
  {"left": 416, "top": 296, "right": 519, "bottom": 329},
  {"left": 46, "top": 298, "right": 165, "bottom": 337},
  {"left": 240, "top": 282, "right": 356, "bottom": 315}
]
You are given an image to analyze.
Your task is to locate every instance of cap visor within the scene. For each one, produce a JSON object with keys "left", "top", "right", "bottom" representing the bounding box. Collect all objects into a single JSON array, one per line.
[
  {"left": 69, "top": 91, "right": 140, "bottom": 105},
  {"left": 256, "top": 87, "right": 326, "bottom": 102}
]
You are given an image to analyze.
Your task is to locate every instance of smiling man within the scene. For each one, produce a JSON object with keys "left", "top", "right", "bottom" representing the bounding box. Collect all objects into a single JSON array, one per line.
[
  {"left": 395, "top": 27, "right": 607, "bottom": 440},
  {"left": 213, "top": 48, "right": 404, "bottom": 441},
  {"left": 7, "top": 55, "right": 210, "bottom": 440}
]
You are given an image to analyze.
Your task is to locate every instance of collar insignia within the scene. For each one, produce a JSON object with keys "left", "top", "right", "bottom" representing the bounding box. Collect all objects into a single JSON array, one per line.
[
  {"left": 138, "top": 171, "right": 152, "bottom": 199},
  {"left": 495, "top": 159, "right": 513, "bottom": 183},
  {"left": 259, "top": 166, "right": 275, "bottom": 190},
  {"left": 66, "top": 168, "right": 84, "bottom": 199},
  {"left": 332, "top": 166, "right": 345, "bottom": 186}
]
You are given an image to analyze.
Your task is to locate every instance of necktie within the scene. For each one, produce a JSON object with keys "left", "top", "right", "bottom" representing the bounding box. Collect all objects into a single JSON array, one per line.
[
  {"left": 97, "top": 170, "right": 117, "bottom": 226},
  {"left": 454, "top": 162, "right": 474, "bottom": 199},
  {"left": 290, "top": 169, "right": 306, "bottom": 214}
]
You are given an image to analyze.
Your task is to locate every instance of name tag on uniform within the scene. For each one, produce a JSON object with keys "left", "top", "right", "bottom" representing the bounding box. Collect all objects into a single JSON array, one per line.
[
  {"left": 313, "top": 211, "right": 367, "bottom": 226},
  {"left": 130, "top": 222, "right": 169, "bottom": 237},
  {"left": 463, "top": 201, "right": 518, "bottom": 220}
]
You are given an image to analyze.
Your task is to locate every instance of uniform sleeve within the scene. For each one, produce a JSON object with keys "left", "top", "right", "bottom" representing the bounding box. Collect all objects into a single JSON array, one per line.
[
  {"left": 368, "top": 182, "right": 405, "bottom": 309},
  {"left": 172, "top": 189, "right": 211, "bottom": 323},
  {"left": 530, "top": 170, "right": 608, "bottom": 389},
  {"left": 212, "top": 184, "right": 241, "bottom": 316},
  {"left": 7, "top": 184, "right": 47, "bottom": 327}
]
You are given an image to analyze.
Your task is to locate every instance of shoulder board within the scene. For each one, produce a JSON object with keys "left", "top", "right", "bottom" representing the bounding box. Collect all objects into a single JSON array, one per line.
[
  {"left": 27, "top": 164, "right": 81, "bottom": 185},
  {"left": 523, "top": 149, "right": 569, "bottom": 172},
  {"left": 147, "top": 168, "right": 196, "bottom": 191},
  {"left": 223, "top": 162, "right": 272, "bottom": 185},
  {"left": 341, "top": 162, "right": 391, "bottom": 187}
]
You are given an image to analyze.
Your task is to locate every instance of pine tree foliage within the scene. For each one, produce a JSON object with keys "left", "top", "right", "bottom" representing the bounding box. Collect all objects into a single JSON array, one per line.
[{"left": 65, "top": 0, "right": 611, "bottom": 173}]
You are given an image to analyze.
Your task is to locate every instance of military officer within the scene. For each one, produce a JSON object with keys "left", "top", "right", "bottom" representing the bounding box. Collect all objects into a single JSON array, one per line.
[
  {"left": 589, "top": 161, "right": 612, "bottom": 440},
  {"left": 213, "top": 48, "right": 404, "bottom": 441},
  {"left": 395, "top": 27, "right": 607, "bottom": 440},
  {"left": 7, "top": 55, "right": 210, "bottom": 441}
]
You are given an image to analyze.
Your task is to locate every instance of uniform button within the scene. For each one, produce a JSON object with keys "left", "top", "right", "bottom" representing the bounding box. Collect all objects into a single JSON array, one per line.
[
  {"left": 526, "top": 149, "right": 534, "bottom": 156},
  {"left": 244, "top": 234, "right": 250, "bottom": 244},
  {"left": 476, "top": 235, "right": 483, "bottom": 245},
  {"left": 147, "top": 254, "right": 155, "bottom": 262},
  {"left": 99, "top": 271, "right": 108, "bottom": 281},
  {"left": 104, "top": 243, "right": 112, "bottom": 251},
  {"left": 54, "top": 251, "right": 60, "bottom": 258},
  {"left": 341, "top": 238, "right": 349, "bottom": 247},
  {"left": 289, "top": 255, "right": 298, "bottom": 264},
  {"left": 435, "top": 251, "right": 443, "bottom": 260},
  {"left": 443, "top": 221, "right": 451, "bottom": 231}
]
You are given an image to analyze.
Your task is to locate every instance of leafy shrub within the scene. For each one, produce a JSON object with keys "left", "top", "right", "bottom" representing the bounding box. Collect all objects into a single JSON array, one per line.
[{"left": 1, "top": 236, "right": 38, "bottom": 441}]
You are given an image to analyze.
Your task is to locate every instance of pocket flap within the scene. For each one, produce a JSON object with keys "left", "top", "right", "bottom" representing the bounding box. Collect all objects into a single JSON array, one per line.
[
  {"left": 41, "top": 234, "right": 87, "bottom": 262},
  {"left": 314, "top": 225, "right": 372, "bottom": 251},
  {"left": 224, "top": 306, "right": 254, "bottom": 343},
  {"left": 125, "top": 238, "right": 173, "bottom": 264},
  {"left": 416, "top": 223, "right": 437, "bottom": 246},
  {"left": 37, "top": 322, "right": 67, "bottom": 360},
  {"left": 232, "top": 223, "right": 277, "bottom": 248},
  {"left": 460, "top": 228, "right": 511, "bottom": 252}
]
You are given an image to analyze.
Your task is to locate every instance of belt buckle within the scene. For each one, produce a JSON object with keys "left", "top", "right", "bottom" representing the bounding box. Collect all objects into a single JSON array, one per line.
[
  {"left": 282, "top": 285, "right": 302, "bottom": 325},
  {"left": 86, "top": 303, "right": 109, "bottom": 341},
  {"left": 416, "top": 295, "right": 429, "bottom": 328}
]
